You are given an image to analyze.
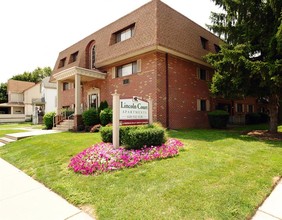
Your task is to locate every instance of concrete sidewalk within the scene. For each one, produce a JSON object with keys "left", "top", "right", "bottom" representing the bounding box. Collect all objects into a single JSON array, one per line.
[
  {"left": 0, "top": 158, "right": 94, "bottom": 220},
  {"left": 252, "top": 179, "right": 282, "bottom": 220}
]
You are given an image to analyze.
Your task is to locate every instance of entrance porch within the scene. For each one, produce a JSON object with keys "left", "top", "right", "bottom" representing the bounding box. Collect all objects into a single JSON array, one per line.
[{"left": 52, "top": 66, "right": 106, "bottom": 130}]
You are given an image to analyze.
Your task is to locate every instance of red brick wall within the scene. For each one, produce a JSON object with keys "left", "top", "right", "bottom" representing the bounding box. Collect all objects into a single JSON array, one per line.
[
  {"left": 166, "top": 54, "right": 211, "bottom": 128},
  {"left": 60, "top": 86, "right": 75, "bottom": 108},
  {"left": 60, "top": 52, "right": 259, "bottom": 129}
]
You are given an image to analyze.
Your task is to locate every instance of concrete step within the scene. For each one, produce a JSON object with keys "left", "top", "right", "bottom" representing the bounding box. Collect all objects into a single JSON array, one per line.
[
  {"left": 0, "top": 137, "right": 16, "bottom": 144},
  {"left": 5, "top": 134, "right": 20, "bottom": 141},
  {"left": 53, "top": 119, "right": 74, "bottom": 131}
]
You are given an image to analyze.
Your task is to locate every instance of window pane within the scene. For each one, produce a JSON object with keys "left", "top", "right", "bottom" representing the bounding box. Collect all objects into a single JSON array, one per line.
[
  {"left": 200, "top": 69, "right": 207, "bottom": 80},
  {"left": 121, "top": 63, "right": 133, "bottom": 76},
  {"left": 200, "top": 100, "right": 206, "bottom": 111},
  {"left": 91, "top": 46, "right": 96, "bottom": 68}
]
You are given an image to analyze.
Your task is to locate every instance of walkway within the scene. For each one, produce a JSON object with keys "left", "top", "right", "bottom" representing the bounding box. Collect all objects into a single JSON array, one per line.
[
  {"left": 252, "top": 179, "right": 282, "bottom": 220},
  {"left": 0, "top": 128, "right": 95, "bottom": 219},
  {"left": 0, "top": 158, "right": 94, "bottom": 220}
]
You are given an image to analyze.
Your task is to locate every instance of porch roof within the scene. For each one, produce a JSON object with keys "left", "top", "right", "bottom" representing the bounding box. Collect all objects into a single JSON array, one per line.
[{"left": 51, "top": 66, "right": 106, "bottom": 82}]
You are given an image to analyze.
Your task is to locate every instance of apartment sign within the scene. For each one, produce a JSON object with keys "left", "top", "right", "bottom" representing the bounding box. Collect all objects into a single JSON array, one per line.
[{"left": 120, "top": 97, "right": 149, "bottom": 125}]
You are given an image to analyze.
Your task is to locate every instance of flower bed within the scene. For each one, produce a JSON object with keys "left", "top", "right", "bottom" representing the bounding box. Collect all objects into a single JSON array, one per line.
[{"left": 68, "top": 138, "right": 184, "bottom": 175}]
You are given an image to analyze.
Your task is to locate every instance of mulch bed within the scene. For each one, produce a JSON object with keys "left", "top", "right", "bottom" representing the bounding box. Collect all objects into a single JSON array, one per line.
[{"left": 242, "top": 130, "right": 282, "bottom": 141}]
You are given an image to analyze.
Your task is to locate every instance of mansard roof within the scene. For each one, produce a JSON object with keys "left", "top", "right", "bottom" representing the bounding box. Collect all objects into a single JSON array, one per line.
[{"left": 51, "top": 0, "right": 222, "bottom": 80}]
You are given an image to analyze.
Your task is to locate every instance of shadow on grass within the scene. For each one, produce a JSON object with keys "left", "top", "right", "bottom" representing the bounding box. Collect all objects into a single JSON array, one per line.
[{"left": 167, "top": 124, "right": 282, "bottom": 148}]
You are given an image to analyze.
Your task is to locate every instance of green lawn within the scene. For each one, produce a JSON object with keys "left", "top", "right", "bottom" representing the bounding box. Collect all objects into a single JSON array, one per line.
[
  {"left": 0, "top": 125, "right": 281, "bottom": 219},
  {"left": 0, "top": 123, "right": 44, "bottom": 137}
]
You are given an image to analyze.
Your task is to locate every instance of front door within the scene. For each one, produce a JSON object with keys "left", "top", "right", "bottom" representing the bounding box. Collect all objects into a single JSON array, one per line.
[{"left": 89, "top": 93, "right": 98, "bottom": 109}]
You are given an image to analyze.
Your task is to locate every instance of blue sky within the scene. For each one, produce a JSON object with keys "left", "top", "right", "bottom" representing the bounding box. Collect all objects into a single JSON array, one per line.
[{"left": 0, "top": 0, "right": 221, "bottom": 83}]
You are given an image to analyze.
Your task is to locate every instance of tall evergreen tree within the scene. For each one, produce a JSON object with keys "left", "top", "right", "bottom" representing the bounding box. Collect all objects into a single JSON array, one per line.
[{"left": 205, "top": 0, "right": 282, "bottom": 133}]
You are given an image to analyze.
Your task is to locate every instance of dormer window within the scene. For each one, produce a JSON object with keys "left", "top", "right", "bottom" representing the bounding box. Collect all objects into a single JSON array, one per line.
[
  {"left": 91, "top": 45, "right": 96, "bottom": 69},
  {"left": 200, "top": 37, "right": 208, "bottom": 50},
  {"left": 69, "top": 51, "right": 79, "bottom": 63},
  {"left": 115, "top": 24, "right": 135, "bottom": 43},
  {"left": 58, "top": 57, "right": 66, "bottom": 68}
]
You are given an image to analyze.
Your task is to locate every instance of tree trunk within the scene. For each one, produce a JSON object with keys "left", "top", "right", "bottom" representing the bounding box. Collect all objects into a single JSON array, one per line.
[{"left": 268, "top": 94, "right": 279, "bottom": 133}]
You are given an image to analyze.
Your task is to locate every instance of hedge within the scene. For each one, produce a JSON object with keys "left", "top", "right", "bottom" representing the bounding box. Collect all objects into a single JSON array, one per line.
[
  {"left": 100, "top": 124, "right": 166, "bottom": 149},
  {"left": 208, "top": 110, "right": 229, "bottom": 129}
]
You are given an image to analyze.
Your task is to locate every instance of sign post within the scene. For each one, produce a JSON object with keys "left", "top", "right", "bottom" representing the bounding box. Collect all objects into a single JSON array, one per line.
[
  {"left": 148, "top": 96, "right": 153, "bottom": 125},
  {"left": 112, "top": 90, "right": 120, "bottom": 148},
  {"left": 112, "top": 92, "right": 153, "bottom": 148}
]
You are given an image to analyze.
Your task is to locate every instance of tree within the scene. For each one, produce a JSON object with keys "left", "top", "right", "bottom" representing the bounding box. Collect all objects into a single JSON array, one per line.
[
  {"left": 0, "top": 83, "right": 8, "bottom": 103},
  {"left": 12, "top": 67, "right": 52, "bottom": 83},
  {"left": 205, "top": 0, "right": 282, "bottom": 133}
]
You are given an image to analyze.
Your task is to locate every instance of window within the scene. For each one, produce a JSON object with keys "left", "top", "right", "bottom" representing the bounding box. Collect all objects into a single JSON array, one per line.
[
  {"left": 69, "top": 51, "right": 79, "bottom": 63},
  {"left": 200, "top": 37, "right": 208, "bottom": 50},
  {"left": 214, "top": 44, "right": 220, "bottom": 53},
  {"left": 89, "top": 94, "right": 98, "bottom": 109},
  {"left": 63, "top": 82, "right": 69, "bottom": 91},
  {"left": 197, "top": 99, "right": 210, "bottom": 111},
  {"left": 115, "top": 24, "right": 135, "bottom": 43},
  {"left": 247, "top": 105, "right": 254, "bottom": 113},
  {"left": 58, "top": 57, "right": 66, "bottom": 68},
  {"left": 198, "top": 68, "right": 207, "bottom": 80},
  {"left": 236, "top": 103, "right": 244, "bottom": 113},
  {"left": 91, "top": 45, "right": 96, "bottom": 68},
  {"left": 117, "top": 61, "right": 137, "bottom": 77}
]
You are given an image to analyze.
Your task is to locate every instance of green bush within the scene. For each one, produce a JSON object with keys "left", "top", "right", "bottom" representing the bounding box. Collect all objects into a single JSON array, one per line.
[
  {"left": 100, "top": 108, "right": 112, "bottom": 126},
  {"left": 208, "top": 110, "right": 229, "bottom": 129},
  {"left": 43, "top": 112, "right": 56, "bottom": 129},
  {"left": 98, "top": 100, "right": 109, "bottom": 114},
  {"left": 100, "top": 126, "right": 113, "bottom": 143},
  {"left": 124, "top": 127, "right": 165, "bottom": 150},
  {"left": 82, "top": 108, "right": 100, "bottom": 126},
  {"left": 100, "top": 124, "right": 166, "bottom": 149},
  {"left": 245, "top": 113, "right": 261, "bottom": 124}
]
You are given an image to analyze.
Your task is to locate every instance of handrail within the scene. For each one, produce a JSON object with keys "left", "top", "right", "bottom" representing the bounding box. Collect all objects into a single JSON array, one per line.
[
  {"left": 53, "top": 111, "right": 67, "bottom": 128},
  {"left": 67, "top": 113, "right": 74, "bottom": 130}
]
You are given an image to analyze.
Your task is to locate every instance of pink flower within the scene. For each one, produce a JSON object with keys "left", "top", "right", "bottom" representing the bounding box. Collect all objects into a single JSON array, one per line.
[{"left": 68, "top": 139, "right": 184, "bottom": 175}]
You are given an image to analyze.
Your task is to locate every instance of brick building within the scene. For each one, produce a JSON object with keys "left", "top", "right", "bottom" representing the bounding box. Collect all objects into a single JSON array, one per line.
[{"left": 50, "top": 0, "right": 258, "bottom": 129}]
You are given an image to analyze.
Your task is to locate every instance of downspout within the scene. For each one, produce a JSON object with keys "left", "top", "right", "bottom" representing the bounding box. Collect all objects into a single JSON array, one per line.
[{"left": 165, "top": 53, "right": 170, "bottom": 129}]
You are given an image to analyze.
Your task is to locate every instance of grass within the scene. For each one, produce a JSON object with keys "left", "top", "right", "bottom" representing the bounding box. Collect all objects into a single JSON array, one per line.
[
  {"left": 0, "top": 124, "right": 281, "bottom": 219},
  {"left": 0, "top": 123, "right": 44, "bottom": 137}
]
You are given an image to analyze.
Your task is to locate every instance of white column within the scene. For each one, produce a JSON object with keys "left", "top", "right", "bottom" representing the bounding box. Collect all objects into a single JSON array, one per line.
[
  {"left": 56, "top": 81, "right": 62, "bottom": 115},
  {"left": 148, "top": 96, "right": 153, "bottom": 125},
  {"left": 112, "top": 90, "right": 120, "bottom": 148},
  {"left": 75, "top": 74, "right": 81, "bottom": 115}
]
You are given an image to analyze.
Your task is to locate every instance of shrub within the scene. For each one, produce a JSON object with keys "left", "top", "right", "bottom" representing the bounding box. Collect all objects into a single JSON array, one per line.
[
  {"left": 82, "top": 108, "right": 100, "bottom": 126},
  {"left": 98, "top": 100, "right": 109, "bottom": 114},
  {"left": 100, "top": 108, "right": 112, "bottom": 126},
  {"left": 208, "top": 110, "right": 229, "bottom": 129},
  {"left": 43, "top": 112, "right": 56, "bottom": 129},
  {"left": 100, "top": 126, "right": 113, "bottom": 143},
  {"left": 124, "top": 127, "right": 165, "bottom": 150},
  {"left": 245, "top": 113, "right": 261, "bottom": 124},
  {"left": 100, "top": 124, "right": 166, "bottom": 149}
]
